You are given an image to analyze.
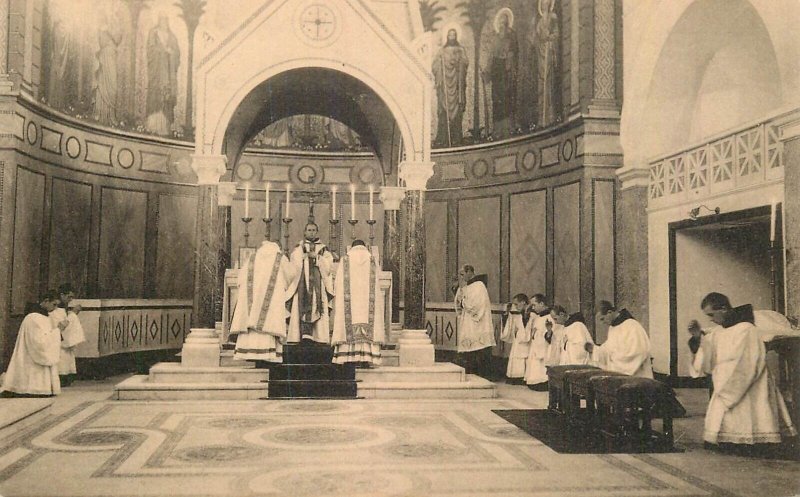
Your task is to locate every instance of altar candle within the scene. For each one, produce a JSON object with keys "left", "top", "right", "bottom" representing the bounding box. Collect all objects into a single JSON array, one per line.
[
  {"left": 285, "top": 184, "right": 291, "bottom": 218},
  {"left": 770, "top": 200, "right": 777, "bottom": 242},
  {"left": 264, "top": 182, "right": 270, "bottom": 217},
  {"left": 369, "top": 185, "right": 374, "bottom": 220},
  {"left": 350, "top": 185, "right": 356, "bottom": 220},
  {"left": 331, "top": 185, "right": 337, "bottom": 220},
  {"left": 244, "top": 184, "right": 250, "bottom": 218}
]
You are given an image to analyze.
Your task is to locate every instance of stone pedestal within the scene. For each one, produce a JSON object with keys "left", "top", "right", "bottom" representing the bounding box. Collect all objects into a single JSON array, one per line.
[
  {"left": 181, "top": 328, "right": 221, "bottom": 368},
  {"left": 398, "top": 329, "right": 434, "bottom": 367}
]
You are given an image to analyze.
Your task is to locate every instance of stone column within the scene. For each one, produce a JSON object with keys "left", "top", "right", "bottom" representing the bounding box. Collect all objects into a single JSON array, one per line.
[
  {"left": 780, "top": 118, "right": 800, "bottom": 321},
  {"left": 397, "top": 161, "right": 434, "bottom": 366},
  {"left": 615, "top": 167, "right": 649, "bottom": 329},
  {"left": 0, "top": 0, "right": 13, "bottom": 93},
  {"left": 216, "top": 182, "right": 236, "bottom": 339},
  {"left": 380, "top": 186, "right": 405, "bottom": 325},
  {"left": 191, "top": 155, "right": 227, "bottom": 328}
]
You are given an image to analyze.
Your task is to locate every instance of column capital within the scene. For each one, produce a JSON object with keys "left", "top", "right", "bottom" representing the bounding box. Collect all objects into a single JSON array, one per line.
[
  {"left": 217, "top": 182, "right": 237, "bottom": 206},
  {"left": 616, "top": 166, "right": 649, "bottom": 191},
  {"left": 191, "top": 154, "right": 227, "bottom": 185},
  {"left": 379, "top": 186, "right": 406, "bottom": 211},
  {"left": 399, "top": 160, "right": 435, "bottom": 190}
]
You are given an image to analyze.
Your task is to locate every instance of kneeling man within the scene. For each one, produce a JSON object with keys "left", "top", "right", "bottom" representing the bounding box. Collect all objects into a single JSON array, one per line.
[{"left": 586, "top": 301, "right": 653, "bottom": 378}]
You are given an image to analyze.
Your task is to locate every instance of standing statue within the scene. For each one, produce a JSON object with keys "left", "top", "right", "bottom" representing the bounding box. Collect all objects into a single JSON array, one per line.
[
  {"left": 486, "top": 8, "right": 518, "bottom": 139},
  {"left": 432, "top": 27, "right": 469, "bottom": 147},
  {"left": 534, "top": 0, "right": 560, "bottom": 126},
  {"left": 145, "top": 15, "right": 180, "bottom": 136},
  {"left": 93, "top": 18, "right": 123, "bottom": 125}
]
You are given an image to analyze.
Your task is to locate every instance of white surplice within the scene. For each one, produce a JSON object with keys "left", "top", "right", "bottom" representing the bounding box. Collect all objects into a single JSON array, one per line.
[
  {"left": 230, "top": 241, "right": 298, "bottom": 362},
  {"left": 454, "top": 278, "right": 496, "bottom": 353},
  {"left": 331, "top": 245, "right": 385, "bottom": 365},
  {"left": 500, "top": 312, "right": 532, "bottom": 378},
  {"left": 560, "top": 320, "right": 593, "bottom": 366},
  {"left": 286, "top": 239, "right": 335, "bottom": 343},
  {"left": 591, "top": 310, "right": 653, "bottom": 378},
  {"left": 1, "top": 313, "right": 62, "bottom": 395},
  {"left": 50, "top": 307, "right": 85, "bottom": 375},
  {"left": 524, "top": 312, "right": 554, "bottom": 385}
]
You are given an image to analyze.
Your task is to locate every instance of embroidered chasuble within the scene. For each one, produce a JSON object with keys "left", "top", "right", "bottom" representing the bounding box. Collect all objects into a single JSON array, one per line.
[
  {"left": 287, "top": 239, "right": 335, "bottom": 343},
  {"left": 50, "top": 307, "right": 85, "bottom": 375},
  {"left": 1, "top": 312, "right": 62, "bottom": 395}
]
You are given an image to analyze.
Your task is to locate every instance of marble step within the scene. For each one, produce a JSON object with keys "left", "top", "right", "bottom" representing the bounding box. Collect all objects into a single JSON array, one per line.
[
  {"left": 114, "top": 375, "right": 268, "bottom": 400},
  {"left": 148, "top": 362, "right": 267, "bottom": 383},
  {"left": 267, "top": 380, "right": 358, "bottom": 399},
  {"left": 355, "top": 363, "right": 465, "bottom": 383},
  {"left": 380, "top": 349, "right": 399, "bottom": 367},
  {"left": 357, "top": 374, "right": 497, "bottom": 399}
]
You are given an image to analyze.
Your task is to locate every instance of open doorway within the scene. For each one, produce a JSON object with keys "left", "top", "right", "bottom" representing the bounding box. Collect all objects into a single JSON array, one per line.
[{"left": 668, "top": 205, "right": 784, "bottom": 380}]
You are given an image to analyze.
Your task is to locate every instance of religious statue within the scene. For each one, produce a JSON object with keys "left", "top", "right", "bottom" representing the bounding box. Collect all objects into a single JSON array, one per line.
[
  {"left": 93, "top": 18, "right": 123, "bottom": 125},
  {"left": 287, "top": 222, "right": 335, "bottom": 344},
  {"left": 145, "top": 15, "right": 180, "bottom": 136},
  {"left": 533, "top": 0, "right": 560, "bottom": 126},
  {"left": 432, "top": 27, "right": 469, "bottom": 147},
  {"left": 486, "top": 8, "right": 518, "bottom": 139}
]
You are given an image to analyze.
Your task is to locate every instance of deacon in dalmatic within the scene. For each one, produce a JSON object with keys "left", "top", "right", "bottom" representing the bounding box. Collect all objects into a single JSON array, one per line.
[
  {"left": 586, "top": 300, "right": 653, "bottom": 378},
  {"left": 287, "top": 222, "right": 335, "bottom": 344},
  {"left": 689, "top": 293, "right": 796, "bottom": 446},
  {"left": 230, "top": 240, "right": 298, "bottom": 364},
  {"left": 331, "top": 240, "right": 385, "bottom": 366}
]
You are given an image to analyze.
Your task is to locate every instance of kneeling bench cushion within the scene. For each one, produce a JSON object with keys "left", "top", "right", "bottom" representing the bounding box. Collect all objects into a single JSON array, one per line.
[{"left": 546, "top": 365, "right": 599, "bottom": 413}]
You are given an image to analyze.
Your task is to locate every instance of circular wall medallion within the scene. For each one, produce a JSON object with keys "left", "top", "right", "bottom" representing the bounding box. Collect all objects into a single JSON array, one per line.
[
  {"left": 356, "top": 165, "right": 377, "bottom": 184},
  {"left": 26, "top": 121, "right": 38, "bottom": 145},
  {"left": 65, "top": 136, "right": 81, "bottom": 159},
  {"left": 297, "top": 164, "right": 319, "bottom": 184},
  {"left": 295, "top": 1, "right": 342, "bottom": 47},
  {"left": 236, "top": 162, "right": 255, "bottom": 181},
  {"left": 520, "top": 150, "right": 537, "bottom": 171},
  {"left": 562, "top": 139, "right": 574, "bottom": 162},
  {"left": 117, "top": 148, "right": 135, "bottom": 169},
  {"left": 471, "top": 159, "right": 489, "bottom": 179}
]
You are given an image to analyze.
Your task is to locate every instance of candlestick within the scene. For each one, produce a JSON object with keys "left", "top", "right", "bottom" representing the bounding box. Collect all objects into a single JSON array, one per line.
[
  {"left": 366, "top": 219, "right": 377, "bottom": 248},
  {"left": 242, "top": 216, "right": 253, "bottom": 248},
  {"left": 282, "top": 217, "right": 293, "bottom": 252},
  {"left": 369, "top": 185, "right": 374, "bottom": 221},
  {"left": 263, "top": 217, "right": 273, "bottom": 241},
  {"left": 329, "top": 218, "right": 340, "bottom": 256},
  {"left": 331, "top": 185, "right": 337, "bottom": 220},
  {"left": 770, "top": 200, "right": 777, "bottom": 242},
  {"left": 350, "top": 185, "right": 356, "bottom": 220},
  {"left": 265, "top": 182, "right": 270, "bottom": 216},
  {"left": 285, "top": 184, "right": 291, "bottom": 219},
  {"left": 348, "top": 219, "right": 358, "bottom": 242},
  {"left": 244, "top": 185, "right": 250, "bottom": 219}
]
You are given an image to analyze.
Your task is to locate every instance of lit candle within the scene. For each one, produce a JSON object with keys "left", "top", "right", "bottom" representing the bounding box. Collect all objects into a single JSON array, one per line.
[
  {"left": 285, "top": 184, "right": 291, "bottom": 219},
  {"left": 369, "top": 185, "right": 374, "bottom": 221},
  {"left": 264, "top": 182, "right": 270, "bottom": 217},
  {"left": 331, "top": 185, "right": 337, "bottom": 220},
  {"left": 770, "top": 200, "right": 777, "bottom": 242},
  {"left": 244, "top": 184, "right": 250, "bottom": 218},
  {"left": 350, "top": 184, "right": 356, "bottom": 220}
]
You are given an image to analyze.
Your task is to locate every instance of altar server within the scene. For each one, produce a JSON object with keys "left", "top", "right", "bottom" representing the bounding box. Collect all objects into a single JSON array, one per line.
[
  {"left": 500, "top": 293, "right": 532, "bottom": 382},
  {"left": 524, "top": 294, "right": 553, "bottom": 390},
  {"left": 550, "top": 306, "right": 593, "bottom": 366},
  {"left": 51, "top": 283, "right": 85, "bottom": 386},
  {"left": 586, "top": 300, "right": 653, "bottom": 378}
]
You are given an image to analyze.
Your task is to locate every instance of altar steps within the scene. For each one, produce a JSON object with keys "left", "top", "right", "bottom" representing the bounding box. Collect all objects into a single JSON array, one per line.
[{"left": 265, "top": 344, "right": 358, "bottom": 400}]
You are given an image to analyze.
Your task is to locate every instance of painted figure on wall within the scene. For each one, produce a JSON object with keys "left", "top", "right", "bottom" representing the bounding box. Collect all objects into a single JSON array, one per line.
[
  {"left": 432, "top": 27, "right": 469, "bottom": 147},
  {"left": 534, "top": 0, "right": 560, "bottom": 126},
  {"left": 45, "top": 17, "right": 76, "bottom": 111},
  {"left": 93, "top": 19, "right": 123, "bottom": 125},
  {"left": 145, "top": 15, "right": 181, "bottom": 136},
  {"left": 487, "top": 8, "right": 518, "bottom": 139}
]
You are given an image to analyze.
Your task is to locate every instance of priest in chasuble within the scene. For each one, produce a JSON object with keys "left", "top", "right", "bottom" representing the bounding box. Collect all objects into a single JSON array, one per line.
[
  {"left": 287, "top": 223, "right": 335, "bottom": 344},
  {"left": 586, "top": 300, "right": 653, "bottom": 378},
  {"left": 331, "top": 240, "right": 385, "bottom": 365},
  {"left": 230, "top": 240, "right": 298, "bottom": 363}
]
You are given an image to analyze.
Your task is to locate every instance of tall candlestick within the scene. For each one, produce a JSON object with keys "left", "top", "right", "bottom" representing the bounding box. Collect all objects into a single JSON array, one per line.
[
  {"left": 369, "top": 185, "right": 374, "bottom": 221},
  {"left": 265, "top": 182, "right": 270, "bottom": 216},
  {"left": 331, "top": 185, "right": 337, "bottom": 220},
  {"left": 350, "top": 185, "right": 356, "bottom": 220},
  {"left": 770, "top": 200, "right": 777, "bottom": 242},
  {"left": 244, "top": 185, "right": 250, "bottom": 218},
  {"left": 285, "top": 184, "right": 291, "bottom": 219}
]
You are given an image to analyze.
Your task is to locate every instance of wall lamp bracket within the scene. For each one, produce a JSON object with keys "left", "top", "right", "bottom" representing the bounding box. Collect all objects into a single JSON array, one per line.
[{"left": 689, "top": 205, "right": 720, "bottom": 220}]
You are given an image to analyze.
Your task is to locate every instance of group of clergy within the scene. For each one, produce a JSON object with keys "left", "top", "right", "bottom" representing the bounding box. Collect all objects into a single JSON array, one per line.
[
  {"left": 500, "top": 295, "right": 653, "bottom": 390},
  {"left": 229, "top": 222, "right": 384, "bottom": 367},
  {"left": 1, "top": 284, "right": 86, "bottom": 397}
]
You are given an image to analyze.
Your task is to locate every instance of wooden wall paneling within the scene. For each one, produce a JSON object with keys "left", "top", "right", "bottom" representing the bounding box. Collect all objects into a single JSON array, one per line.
[
  {"left": 593, "top": 179, "right": 616, "bottom": 342},
  {"left": 546, "top": 187, "right": 555, "bottom": 302},
  {"left": 143, "top": 192, "right": 159, "bottom": 297},
  {"left": 47, "top": 177, "right": 92, "bottom": 294},
  {"left": 86, "top": 177, "right": 102, "bottom": 295},
  {"left": 447, "top": 200, "right": 459, "bottom": 301},
  {"left": 424, "top": 200, "right": 448, "bottom": 302},
  {"left": 156, "top": 193, "right": 198, "bottom": 298},
  {"left": 553, "top": 182, "right": 581, "bottom": 312},
  {"left": 457, "top": 196, "right": 502, "bottom": 301},
  {"left": 39, "top": 174, "right": 52, "bottom": 296},
  {"left": 98, "top": 187, "right": 148, "bottom": 298},
  {"left": 10, "top": 166, "right": 45, "bottom": 314},
  {"left": 500, "top": 193, "right": 510, "bottom": 304},
  {"left": 510, "top": 190, "right": 547, "bottom": 298}
]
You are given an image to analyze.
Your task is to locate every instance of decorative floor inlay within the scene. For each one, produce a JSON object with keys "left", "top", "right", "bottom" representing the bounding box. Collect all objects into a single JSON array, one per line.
[{"left": 173, "top": 445, "right": 263, "bottom": 463}]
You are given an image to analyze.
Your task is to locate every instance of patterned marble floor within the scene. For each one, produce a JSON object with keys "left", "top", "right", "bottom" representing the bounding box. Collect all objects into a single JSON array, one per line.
[{"left": 0, "top": 379, "right": 798, "bottom": 497}]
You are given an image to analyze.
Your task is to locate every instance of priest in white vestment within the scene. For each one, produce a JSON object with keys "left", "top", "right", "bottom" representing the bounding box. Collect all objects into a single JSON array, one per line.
[
  {"left": 454, "top": 265, "right": 496, "bottom": 378},
  {"left": 689, "top": 293, "right": 796, "bottom": 446},
  {"left": 500, "top": 293, "right": 532, "bottom": 382},
  {"left": 1, "top": 293, "right": 65, "bottom": 396},
  {"left": 524, "top": 294, "right": 552, "bottom": 389},
  {"left": 51, "top": 284, "right": 85, "bottom": 385},
  {"left": 550, "top": 306, "right": 592, "bottom": 366},
  {"left": 230, "top": 240, "right": 298, "bottom": 363},
  {"left": 331, "top": 240, "right": 384, "bottom": 365},
  {"left": 287, "top": 223, "right": 335, "bottom": 344},
  {"left": 586, "top": 300, "right": 653, "bottom": 378}
]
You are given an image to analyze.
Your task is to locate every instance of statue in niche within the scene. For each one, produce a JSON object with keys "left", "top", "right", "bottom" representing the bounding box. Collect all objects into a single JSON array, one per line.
[
  {"left": 432, "top": 26, "right": 469, "bottom": 147},
  {"left": 533, "top": 0, "right": 560, "bottom": 126},
  {"left": 145, "top": 15, "right": 180, "bottom": 136},
  {"left": 486, "top": 8, "right": 518, "bottom": 139},
  {"left": 92, "top": 14, "right": 123, "bottom": 126}
]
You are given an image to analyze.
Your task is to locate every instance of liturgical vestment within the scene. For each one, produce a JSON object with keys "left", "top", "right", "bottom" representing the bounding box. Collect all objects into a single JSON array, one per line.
[
  {"left": 559, "top": 313, "right": 593, "bottom": 366},
  {"left": 331, "top": 245, "right": 385, "bottom": 365},
  {"left": 591, "top": 309, "right": 653, "bottom": 378},
  {"left": 50, "top": 307, "right": 85, "bottom": 375},
  {"left": 230, "top": 241, "right": 297, "bottom": 362},
  {"left": 524, "top": 310, "right": 553, "bottom": 385},
  {"left": 287, "top": 239, "right": 335, "bottom": 343},
  {"left": 1, "top": 312, "right": 62, "bottom": 395},
  {"left": 500, "top": 310, "right": 531, "bottom": 378},
  {"left": 454, "top": 276, "right": 496, "bottom": 353}
]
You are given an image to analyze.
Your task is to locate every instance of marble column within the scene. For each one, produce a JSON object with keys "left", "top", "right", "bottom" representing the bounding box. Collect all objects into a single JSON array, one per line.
[
  {"left": 615, "top": 167, "right": 649, "bottom": 330},
  {"left": 216, "top": 182, "right": 236, "bottom": 328},
  {"left": 191, "top": 155, "right": 227, "bottom": 328},
  {"left": 380, "top": 186, "right": 406, "bottom": 324},
  {"left": 780, "top": 118, "right": 800, "bottom": 321}
]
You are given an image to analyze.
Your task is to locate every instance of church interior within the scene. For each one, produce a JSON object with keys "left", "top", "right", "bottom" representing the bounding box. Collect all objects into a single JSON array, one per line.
[{"left": 1, "top": 0, "right": 799, "bottom": 496}]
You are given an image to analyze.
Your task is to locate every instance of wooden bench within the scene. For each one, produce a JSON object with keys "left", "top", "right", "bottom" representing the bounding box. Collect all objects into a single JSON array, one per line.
[
  {"left": 563, "top": 369, "right": 628, "bottom": 428},
  {"left": 546, "top": 365, "right": 600, "bottom": 414}
]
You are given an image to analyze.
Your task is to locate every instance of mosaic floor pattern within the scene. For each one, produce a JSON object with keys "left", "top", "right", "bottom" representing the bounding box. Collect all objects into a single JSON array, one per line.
[{"left": 0, "top": 391, "right": 798, "bottom": 497}]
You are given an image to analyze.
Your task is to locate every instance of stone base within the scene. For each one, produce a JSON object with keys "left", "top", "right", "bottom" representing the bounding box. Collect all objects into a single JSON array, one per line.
[
  {"left": 398, "top": 329, "right": 435, "bottom": 367},
  {"left": 114, "top": 375, "right": 267, "bottom": 400},
  {"left": 357, "top": 374, "right": 496, "bottom": 399},
  {"left": 181, "top": 328, "right": 221, "bottom": 368}
]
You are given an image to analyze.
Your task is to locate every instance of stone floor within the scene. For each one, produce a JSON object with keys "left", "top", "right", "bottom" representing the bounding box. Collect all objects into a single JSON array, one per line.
[{"left": 0, "top": 376, "right": 798, "bottom": 497}]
